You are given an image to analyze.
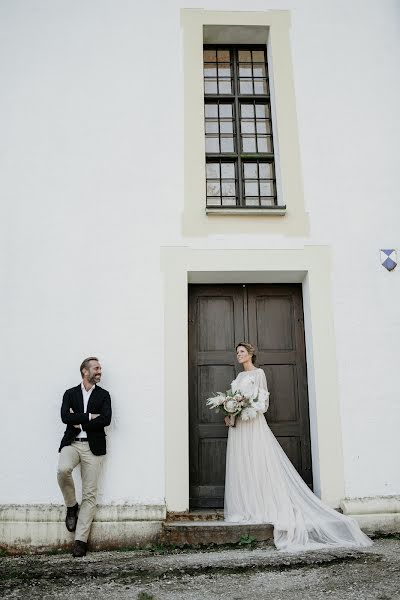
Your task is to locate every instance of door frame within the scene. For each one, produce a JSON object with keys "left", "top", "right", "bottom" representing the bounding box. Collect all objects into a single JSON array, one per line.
[
  {"left": 188, "top": 283, "right": 313, "bottom": 509},
  {"left": 161, "top": 245, "right": 345, "bottom": 511}
]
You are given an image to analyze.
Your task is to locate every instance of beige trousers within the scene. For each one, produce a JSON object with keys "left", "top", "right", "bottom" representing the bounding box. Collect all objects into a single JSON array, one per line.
[{"left": 57, "top": 442, "right": 104, "bottom": 543}]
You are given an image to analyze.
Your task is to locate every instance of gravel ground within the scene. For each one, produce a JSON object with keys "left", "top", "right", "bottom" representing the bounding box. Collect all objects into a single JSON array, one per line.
[{"left": 1, "top": 538, "right": 399, "bottom": 600}]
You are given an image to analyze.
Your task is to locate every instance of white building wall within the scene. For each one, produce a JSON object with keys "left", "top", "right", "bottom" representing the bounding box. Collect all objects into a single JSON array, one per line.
[
  {"left": 1, "top": 0, "right": 399, "bottom": 522},
  {"left": 290, "top": 0, "right": 400, "bottom": 497}
]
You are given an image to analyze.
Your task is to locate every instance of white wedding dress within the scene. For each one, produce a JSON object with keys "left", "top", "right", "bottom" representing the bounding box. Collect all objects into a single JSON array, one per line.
[{"left": 224, "top": 368, "right": 372, "bottom": 552}]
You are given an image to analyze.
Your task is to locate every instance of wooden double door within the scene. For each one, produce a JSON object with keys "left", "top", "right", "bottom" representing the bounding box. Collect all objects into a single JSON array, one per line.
[{"left": 188, "top": 284, "right": 312, "bottom": 509}]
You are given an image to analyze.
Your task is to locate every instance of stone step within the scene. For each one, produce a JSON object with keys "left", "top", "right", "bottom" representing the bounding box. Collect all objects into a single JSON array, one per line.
[
  {"left": 166, "top": 510, "right": 224, "bottom": 522},
  {"left": 162, "top": 521, "right": 274, "bottom": 546}
]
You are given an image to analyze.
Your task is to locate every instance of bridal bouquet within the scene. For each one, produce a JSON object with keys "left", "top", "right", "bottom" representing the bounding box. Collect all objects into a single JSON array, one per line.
[{"left": 206, "top": 389, "right": 264, "bottom": 421}]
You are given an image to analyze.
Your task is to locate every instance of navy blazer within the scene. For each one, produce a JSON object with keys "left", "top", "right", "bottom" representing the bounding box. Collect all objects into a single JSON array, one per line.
[{"left": 59, "top": 384, "right": 112, "bottom": 456}]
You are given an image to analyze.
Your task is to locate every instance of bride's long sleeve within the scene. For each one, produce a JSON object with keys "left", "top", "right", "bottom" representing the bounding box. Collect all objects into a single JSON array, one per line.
[{"left": 258, "top": 369, "right": 270, "bottom": 413}]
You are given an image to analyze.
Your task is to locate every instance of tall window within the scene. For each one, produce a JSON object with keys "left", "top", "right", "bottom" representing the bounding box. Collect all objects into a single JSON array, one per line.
[{"left": 204, "top": 46, "right": 277, "bottom": 209}]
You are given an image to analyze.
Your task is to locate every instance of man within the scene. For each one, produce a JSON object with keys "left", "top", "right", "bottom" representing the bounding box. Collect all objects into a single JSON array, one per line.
[{"left": 57, "top": 357, "right": 112, "bottom": 557}]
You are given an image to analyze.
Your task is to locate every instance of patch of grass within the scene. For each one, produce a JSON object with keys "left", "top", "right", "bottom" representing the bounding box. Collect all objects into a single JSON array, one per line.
[
  {"left": 114, "top": 546, "right": 142, "bottom": 553},
  {"left": 137, "top": 592, "right": 155, "bottom": 600},
  {"left": 147, "top": 542, "right": 177, "bottom": 555},
  {"left": 0, "top": 547, "right": 11, "bottom": 557},
  {"left": 238, "top": 534, "right": 257, "bottom": 547},
  {"left": 375, "top": 533, "right": 400, "bottom": 541},
  {"left": 41, "top": 548, "right": 69, "bottom": 556}
]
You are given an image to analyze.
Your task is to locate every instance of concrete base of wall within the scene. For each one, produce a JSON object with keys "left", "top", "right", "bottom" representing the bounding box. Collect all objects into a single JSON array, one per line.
[
  {"left": 2, "top": 497, "right": 400, "bottom": 553},
  {"left": 341, "top": 496, "right": 400, "bottom": 535},
  {"left": 0, "top": 504, "right": 166, "bottom": 553}
]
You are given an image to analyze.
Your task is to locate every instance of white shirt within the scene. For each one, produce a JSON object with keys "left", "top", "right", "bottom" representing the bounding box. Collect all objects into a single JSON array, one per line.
[{"left": 76, "top": 382, "right": 94, "bottom": 438}]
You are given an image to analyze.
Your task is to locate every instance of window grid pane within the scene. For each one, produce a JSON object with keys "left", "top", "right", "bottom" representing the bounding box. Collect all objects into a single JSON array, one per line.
[
  {"left": 204, "top": 102, "right": 236, "bottom": 155},
  {"left": 238, "top": 49, "right": 269, "bottom": 96},
  {"left": 206, "top": 160, "right": 238, "bottom": 207},
  {"left": 203, "top": 49, "right": 233, "bottom": 97},
  {"left": 242, "top": 160, "right": 276, "bottom": 207},
  {"left": 240, "top": 101, "right": 273, "bottom": 155},
  {"left": 204, "top": 46, "right": 277, "bottom": 208}
]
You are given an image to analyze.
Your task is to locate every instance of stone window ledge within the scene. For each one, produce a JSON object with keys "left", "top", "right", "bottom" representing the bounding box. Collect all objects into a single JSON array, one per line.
[{"left": 206, "top": 206, "right": 286, "bottom": 216}]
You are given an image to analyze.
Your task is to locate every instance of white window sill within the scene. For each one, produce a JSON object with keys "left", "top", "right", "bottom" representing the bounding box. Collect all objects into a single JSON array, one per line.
[{"left": 206, "top": 206, "right": 286, "bottom": 216}]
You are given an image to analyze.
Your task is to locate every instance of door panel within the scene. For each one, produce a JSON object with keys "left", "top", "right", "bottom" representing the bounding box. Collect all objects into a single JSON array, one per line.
[
  {"left": 189, "top": 286, "right": 245, "bottom": 508},
  {"left": 265, "top": 365, "right": 298, "bottom": 423},
  {"left": 255, "top": 295, "right": 295, "bottom": 351},
  {"left": 248, "top": 285, "right": 312, "bottom": 490},
  {"left": 189, "top": 284, "right": 312, "bottom": 509},
  {"left": 198, "top": 297, "right": 236, "bottom": 351}
]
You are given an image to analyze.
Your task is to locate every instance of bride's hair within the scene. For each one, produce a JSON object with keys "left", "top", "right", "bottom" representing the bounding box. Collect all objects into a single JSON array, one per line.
[{"left": 235, "top": 342, "right": 257, "bottom": 365}]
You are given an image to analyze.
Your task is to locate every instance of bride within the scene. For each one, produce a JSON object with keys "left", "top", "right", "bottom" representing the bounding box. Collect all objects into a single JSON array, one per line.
[{"left": 223, "top": 342, "right": 372, "bottom": 552}]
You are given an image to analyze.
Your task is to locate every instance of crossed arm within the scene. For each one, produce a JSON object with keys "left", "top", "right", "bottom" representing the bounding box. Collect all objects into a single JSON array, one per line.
[
  {"left": 69, "top": 408, "right": 100, "bottom": 430},
  {"left": 82, "top": 396, "right": 111, "bottom": 431},
  {"left": 60, "top": 391, "right": 112, "bottom": 431}
]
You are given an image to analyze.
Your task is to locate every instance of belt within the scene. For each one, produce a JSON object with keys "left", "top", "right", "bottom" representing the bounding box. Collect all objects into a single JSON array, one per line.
[{"left": 74, "top": 438, "right": 88, "bottom": 442}]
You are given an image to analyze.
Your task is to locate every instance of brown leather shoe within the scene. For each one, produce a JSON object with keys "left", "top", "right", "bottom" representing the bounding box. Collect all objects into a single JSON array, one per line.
[
  {"left": 72, "top": 540, "right": 87, "bottom": 557},
  {"left": 65, "top": 503, "right": 79, "bottom": 532}
]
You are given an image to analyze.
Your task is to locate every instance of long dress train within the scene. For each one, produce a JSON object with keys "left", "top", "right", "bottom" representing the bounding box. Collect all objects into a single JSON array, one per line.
[{"left": 224, "top": 368, "right": 372, "bottom": 552}]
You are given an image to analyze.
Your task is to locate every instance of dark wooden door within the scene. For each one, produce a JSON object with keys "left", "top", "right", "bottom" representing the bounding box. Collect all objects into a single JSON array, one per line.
[{"left": 188, "top": 284, "right": 312, "bottom": 509}]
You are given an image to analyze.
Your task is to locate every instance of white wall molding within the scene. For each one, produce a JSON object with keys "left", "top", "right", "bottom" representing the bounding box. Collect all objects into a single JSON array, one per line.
[
  {"left": 161, "top": 244, "right": 345, "bottom": 511},
  {"left": 181, "top": 8, "right": 309, "bottom": 237},
  {"left": 341, "top": 496, "right": 400, "bottom": 535},
  {"left": 0, "top": 504, "right": 166, "bottom": 551}
]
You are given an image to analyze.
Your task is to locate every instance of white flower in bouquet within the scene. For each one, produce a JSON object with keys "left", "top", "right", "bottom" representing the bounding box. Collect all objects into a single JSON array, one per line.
[
  {"left": 206, "top": 387, "right": 265, "bottom": 421},
  {"left": 241, "top": 406, "right": 258, "bottom": 421},
  {"left": 223, "top": 398, "right": 240, "bottom": 414},
  {"left": 206, "top": 393, "right": 225, "bottom": 409}
]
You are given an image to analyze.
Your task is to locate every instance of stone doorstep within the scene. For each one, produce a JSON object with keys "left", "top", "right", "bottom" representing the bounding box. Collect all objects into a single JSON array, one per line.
[
  {"left": 162, "top": 521, "right": 274, "bottom": 546},
  {"left": 166, "top": 510, "right": 224, "bottom": 522}
]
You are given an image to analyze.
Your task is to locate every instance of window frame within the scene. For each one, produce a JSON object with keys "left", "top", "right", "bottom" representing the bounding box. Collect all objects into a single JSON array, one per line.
[{"left": 204, "top": 44, "right": 281, "bottom": 211}]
